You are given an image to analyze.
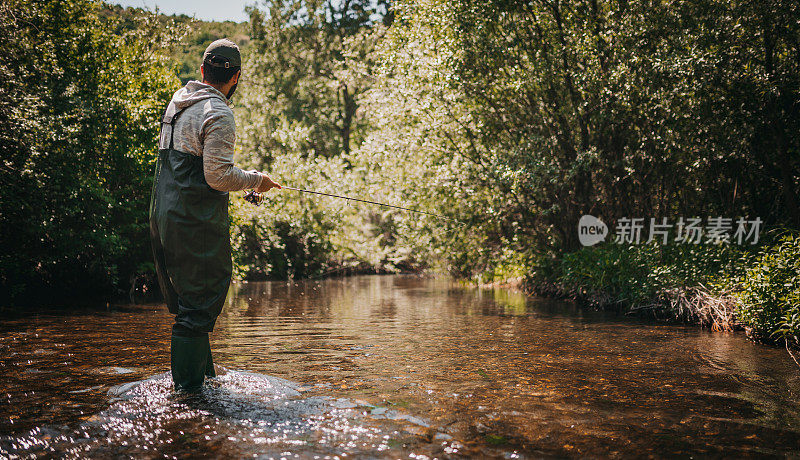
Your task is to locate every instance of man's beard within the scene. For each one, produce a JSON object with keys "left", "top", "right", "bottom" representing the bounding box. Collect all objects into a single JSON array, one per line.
[{"left": 226, "top": 82, "right": 238, "bottom": 99}]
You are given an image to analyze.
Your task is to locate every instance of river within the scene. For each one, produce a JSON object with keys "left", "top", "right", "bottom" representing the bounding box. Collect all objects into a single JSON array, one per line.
[{"left": 1, "top": 275, "right": 798, "bottom": 458}]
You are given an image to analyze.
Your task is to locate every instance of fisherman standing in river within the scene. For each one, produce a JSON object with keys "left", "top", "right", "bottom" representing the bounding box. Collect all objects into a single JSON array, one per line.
[{"left": 149, "top": 39, "right": 280, "bottom": 391}]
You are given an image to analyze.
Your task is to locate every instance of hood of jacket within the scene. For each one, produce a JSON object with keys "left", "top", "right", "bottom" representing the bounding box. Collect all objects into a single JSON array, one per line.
[{"left": 169, "top": 80, "right": 230, "bottom": 111}]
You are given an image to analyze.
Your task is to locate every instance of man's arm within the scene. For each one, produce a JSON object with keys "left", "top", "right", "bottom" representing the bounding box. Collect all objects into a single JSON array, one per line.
[{"left": 201, "top": 108, "right": 265, "bottom": 192}]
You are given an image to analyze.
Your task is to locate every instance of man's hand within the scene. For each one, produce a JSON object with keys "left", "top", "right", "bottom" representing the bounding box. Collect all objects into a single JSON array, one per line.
[{"left": 256, "top": 173, "right": 281, "bottom": 192}]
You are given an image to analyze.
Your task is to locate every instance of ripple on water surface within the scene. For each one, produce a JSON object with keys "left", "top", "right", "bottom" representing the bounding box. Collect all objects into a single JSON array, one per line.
[
  {"left": 2, "top": 369, "right": 457, "bottom": 458},
  {"left": 0, "top": 275, "right": 799, "bottom": 458}
]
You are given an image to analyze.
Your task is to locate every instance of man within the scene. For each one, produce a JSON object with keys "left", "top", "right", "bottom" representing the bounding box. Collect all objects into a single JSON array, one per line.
[{"left": 149, "top": 38, "right": 280, "bottom": 391}]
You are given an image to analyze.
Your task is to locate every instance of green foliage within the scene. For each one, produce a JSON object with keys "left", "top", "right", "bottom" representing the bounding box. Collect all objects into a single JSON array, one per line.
[
  {"left": 241, "top": 0, "right": 388, "bottom": 162},
  {"left": 736, "top": 235, "right": 800, "bottom": 345},
  {"left": 358, "top": 0, "right": 800, "bottom": 279},
  {"left": 229, "top": 0, "right": 412, "bottom": 279},
  {"left": 229, "top": 153, "right": 347, "bottom": 280},
  {"left": 99, "top": 4, "right": 250, "bottom": 84},
  {"left": 0, "top": 0, "right": 182, "bottom": 306},
  {"left": 537, "top": 243, "right": 754, "bottom": 308},
  {"left": 228, "top": 149, "right": 426, "bottom": 280},
  {"left": 478, "top": 249, "right": 534, "bottom": 284}
]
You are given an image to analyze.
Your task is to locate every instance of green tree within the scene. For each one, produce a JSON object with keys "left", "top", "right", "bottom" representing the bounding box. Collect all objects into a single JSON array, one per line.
[
  {"left": 241, "top": 0, "right": 390, "bottom": 162},
  {"left": 0, "top": 0, "right": 184, "bottom": 307},
  {"left": 359, "top": 0, "right": 800, "bottom": 276},
  {"left": 227, "top": 0, "right": 411, "bottom": 281}
]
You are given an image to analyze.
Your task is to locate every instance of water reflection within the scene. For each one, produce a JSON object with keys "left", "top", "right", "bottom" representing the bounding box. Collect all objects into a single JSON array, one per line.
[{"left": 1, "top": 275, "right": 799, "bottom": 457}]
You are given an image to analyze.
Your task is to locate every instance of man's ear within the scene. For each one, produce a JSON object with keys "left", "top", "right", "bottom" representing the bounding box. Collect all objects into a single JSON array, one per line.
[
  {"left": 233, "top": 70, "right": 241, "bottom": 84},
  {"left": 200, "top": 64, "right": 205, "bottom": 81}
]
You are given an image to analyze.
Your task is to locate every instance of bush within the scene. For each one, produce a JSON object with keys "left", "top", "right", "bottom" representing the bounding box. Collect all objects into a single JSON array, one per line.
[
  {"left": 0, "top": 0, "right": 183, "bottom": 307},
  {"left": 537, "top": 243, "right": 753, "bottom": 309},
  {"left": 228, "top": 151, "right": 424, "bottom": 281},
  {"left": 736, "top": 235, "right": 800, "bottom": 345}
]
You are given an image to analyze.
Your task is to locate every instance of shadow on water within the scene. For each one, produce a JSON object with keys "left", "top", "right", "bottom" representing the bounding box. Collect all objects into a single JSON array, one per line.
[{"left": 1, "top": 275, "right": 799, "bottom": 457}]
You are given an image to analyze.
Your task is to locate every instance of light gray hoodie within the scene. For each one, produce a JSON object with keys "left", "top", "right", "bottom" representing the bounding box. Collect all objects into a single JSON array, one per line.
[{"left": 158, "top": 81, "right": 262, "bottom": 192}]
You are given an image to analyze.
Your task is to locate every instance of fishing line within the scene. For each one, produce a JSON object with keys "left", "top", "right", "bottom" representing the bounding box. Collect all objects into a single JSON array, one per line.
[{"left": 244, "top": 187, "right": 461, "bottom": 224}]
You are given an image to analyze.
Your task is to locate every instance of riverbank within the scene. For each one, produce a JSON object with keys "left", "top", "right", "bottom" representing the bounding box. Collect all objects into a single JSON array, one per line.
[{"left": 482, "top": 234, "right": 800, "bottom": 350}]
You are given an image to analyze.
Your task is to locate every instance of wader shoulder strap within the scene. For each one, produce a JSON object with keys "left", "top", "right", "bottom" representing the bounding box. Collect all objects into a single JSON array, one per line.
[
  {"left": 160, "top": 105, "right": 187, "bottom": 150},
  {"left": 158, "top": 95, "right": 215, "bottom": 150}
]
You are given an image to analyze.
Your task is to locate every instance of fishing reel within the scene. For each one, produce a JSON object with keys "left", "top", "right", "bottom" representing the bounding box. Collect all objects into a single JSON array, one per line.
[{"left": 244, "top": 190, "right": 264, "bottom": 206}]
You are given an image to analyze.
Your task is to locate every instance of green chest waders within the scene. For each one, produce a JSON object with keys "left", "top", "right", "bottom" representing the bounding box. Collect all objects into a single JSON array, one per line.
[{"left": 149, "top": 100, "right": 231, "bottom": 391}]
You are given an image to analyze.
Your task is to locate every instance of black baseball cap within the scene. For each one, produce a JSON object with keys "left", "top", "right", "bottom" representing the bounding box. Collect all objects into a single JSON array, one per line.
[{"left": 203, "top": 38, "right": 241, "bottom": 68}]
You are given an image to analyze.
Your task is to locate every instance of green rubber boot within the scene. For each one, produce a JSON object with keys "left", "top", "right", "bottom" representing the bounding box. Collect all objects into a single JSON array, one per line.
[
  {"left": 205, "top": 337, "right": 216, "bottom": 378},
  {"left": 171, "top": 334, "right": 211, "bottom": 392}
]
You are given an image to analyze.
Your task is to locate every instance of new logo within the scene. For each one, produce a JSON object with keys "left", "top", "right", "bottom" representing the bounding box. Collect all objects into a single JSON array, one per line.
[{"left": 578, "top": 215, "right": 608, "bottom": 246}]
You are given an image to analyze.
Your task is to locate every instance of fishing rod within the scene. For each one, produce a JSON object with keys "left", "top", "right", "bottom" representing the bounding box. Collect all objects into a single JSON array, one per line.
[{"left": 244, "top": 187, "right": 460, "bottom": 223}]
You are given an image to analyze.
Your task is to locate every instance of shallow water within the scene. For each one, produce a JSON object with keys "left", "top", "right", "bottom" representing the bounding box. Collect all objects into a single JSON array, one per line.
[{"left": 1, "top": 275, "right": 799, "bottom": 458}]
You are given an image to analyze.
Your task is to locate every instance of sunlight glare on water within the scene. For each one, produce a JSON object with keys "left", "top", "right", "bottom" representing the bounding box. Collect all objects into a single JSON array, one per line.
[{"left": 3, "top": 369, "right": 440, "bottom": 458}]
